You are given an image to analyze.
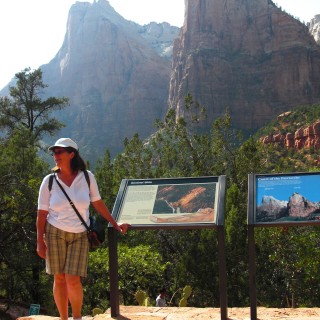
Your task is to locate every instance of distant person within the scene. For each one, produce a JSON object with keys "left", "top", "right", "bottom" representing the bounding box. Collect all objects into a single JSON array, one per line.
[{"left": 156, "top": 288, "right": 167, "bottom": 307}]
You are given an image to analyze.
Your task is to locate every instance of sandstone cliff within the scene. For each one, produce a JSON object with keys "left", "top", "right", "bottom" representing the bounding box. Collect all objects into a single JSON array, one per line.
[
  {"left": 309, "top": 15, "right": 320, "bottom": 44},
  {"left": 169, "top": 0, "right": 320, "bottom": 132},
  {"left": 40, "top": 0, "right": 177, "bottom": 161}
]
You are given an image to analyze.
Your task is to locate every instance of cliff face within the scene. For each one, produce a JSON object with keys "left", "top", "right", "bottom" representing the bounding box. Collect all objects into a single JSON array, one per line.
[
  {"left": 169, "top": 0, "right": 320, "bottom": 132},
  {"left": 309, "top": 14, "right": 320, "bottom": 44},
  {"left": 40, "top": 0, "right": 178, "bottom": 161}
]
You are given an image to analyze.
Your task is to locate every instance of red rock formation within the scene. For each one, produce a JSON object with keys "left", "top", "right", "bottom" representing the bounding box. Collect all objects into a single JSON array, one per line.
[
  {"left": 285, "top": 132, "right": 294, "bottom": 148},
  {"left": 261, "top": 119, "right": 320, "bottom": 150},
  {"left": 169, "top": 0, "right": 320, "bottom": 131},
  {"left": 288, "top": 193, "right": 318, "bottom": 218}
]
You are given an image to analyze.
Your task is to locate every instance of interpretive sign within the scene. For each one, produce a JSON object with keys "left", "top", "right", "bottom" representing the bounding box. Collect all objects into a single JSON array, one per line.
[
  {"left": 247, "top": 172, "right": 320, "bottom": 320},
  {"left": 112, "top": 176, "right": 225, "bottom": 228},
  {"left": 109, "top": 176, "right": 227, "bottom": 319},
  {"left": 248, "top": 172, "right": 320, "bottom": 226}
]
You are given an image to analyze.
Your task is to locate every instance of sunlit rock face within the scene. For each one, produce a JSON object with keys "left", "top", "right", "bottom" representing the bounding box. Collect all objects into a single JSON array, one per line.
[
  {"left": 40, "top": 0, "right": 177, "bottom": 161},
  {"left": 309, "top": 14, "right": 320, "bottom": 44},
  {"left": 169, "top": 0, "right": 320, "bottom": 133}
]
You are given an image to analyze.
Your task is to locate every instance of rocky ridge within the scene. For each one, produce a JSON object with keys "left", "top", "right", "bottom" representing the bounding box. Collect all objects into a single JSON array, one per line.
[{"left": 259, "top": 113, "right": 320, "bottom": 150}]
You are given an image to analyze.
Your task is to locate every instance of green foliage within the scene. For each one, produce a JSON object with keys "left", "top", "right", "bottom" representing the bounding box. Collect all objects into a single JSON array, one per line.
[
  {"left": 84, "top": 244, "right": 169, "bottom": 312},
  {"left": 179, "top": 285, "right": 192, "bottom": 307},
  {"left": 112, "top": 133, "right": 153, "bottom": 182},
  {"left": 0, "top": 129, "right": 49, "bottom": 307},
  {"left": 135, "top": 289, "right": 149, "bottom": 306},
  {"left": 255, "top": 226, "right": 320, "bottom": 307},
  {"left": 0, "top": 67, "right": 69, "bottom": 142},
  {"left": 92, "top": 307, "right": 104, "bottom": 316},
  {"left": 94, "top": 149, "right": 116, "bottom": 208}
]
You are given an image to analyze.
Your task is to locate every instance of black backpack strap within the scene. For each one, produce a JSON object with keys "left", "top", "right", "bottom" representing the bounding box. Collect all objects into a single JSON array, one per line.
[
  {"left": 83, "top": 170, "right": 90, "bottom": 189},
  {"left": 48, "top": 174, "right": 54, "bottom": 191},
  {"left": 48, "top": 171, "right": 89, "bottom": 191},
  {"left": 53, "top": 173, "right": 90, "bottom": 232}
]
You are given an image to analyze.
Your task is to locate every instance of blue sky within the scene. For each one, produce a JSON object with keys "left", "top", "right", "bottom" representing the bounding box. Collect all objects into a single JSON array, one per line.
[{"left": 256, "top": 173, "right": 320, "bottom": 204}]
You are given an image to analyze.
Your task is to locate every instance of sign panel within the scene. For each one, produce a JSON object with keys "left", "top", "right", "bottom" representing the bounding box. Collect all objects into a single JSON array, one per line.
[
  {"left": 112, "top": 176, "right": 225, "bottom": 228},
  {"left": 251, "top": 172, "right": 320, "bottom": 226}
]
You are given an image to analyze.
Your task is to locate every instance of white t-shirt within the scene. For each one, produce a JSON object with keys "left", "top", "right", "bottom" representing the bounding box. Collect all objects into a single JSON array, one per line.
[
  {"left": 156, "top": 295, "right": 167, "bottom": 307},
  {"left": 38, "top": 170, "right": 101, "bottom": 233}
]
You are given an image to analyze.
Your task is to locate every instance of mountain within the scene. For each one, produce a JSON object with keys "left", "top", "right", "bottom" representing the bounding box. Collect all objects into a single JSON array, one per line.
[
  {"left": 256, "top": 192, "right": 320, "bottom": 223},
  {"left": 39, "top": 0, "right": 179, "bottom": 162},
  {"left": 1, "top": 0, "right": 320, "bottom": 165},
  {"left": 256, "top": 195, "right": 288, "bottom": 222},
  {"left": 169, "top": 0, "right": 320, "bottom": 133}
]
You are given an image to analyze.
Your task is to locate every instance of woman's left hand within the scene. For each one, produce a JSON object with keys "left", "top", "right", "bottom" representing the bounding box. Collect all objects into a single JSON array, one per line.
[{"left": 116, "top": 223, "right": 130, "bottom": 234}]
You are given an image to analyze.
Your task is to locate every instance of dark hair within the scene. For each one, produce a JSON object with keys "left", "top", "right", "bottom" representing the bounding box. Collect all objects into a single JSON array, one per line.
[{"left": 65, "top": 147, "right": 87, "bottom": 172}]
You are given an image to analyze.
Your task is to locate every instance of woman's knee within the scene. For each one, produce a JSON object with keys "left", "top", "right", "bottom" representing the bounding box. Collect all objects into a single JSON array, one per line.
[
  {"left": 65, "top": 274, "right": 81, "bottom": 288},
  {"left": 54, "top": 273, "right": 66, "bottom": 284}
]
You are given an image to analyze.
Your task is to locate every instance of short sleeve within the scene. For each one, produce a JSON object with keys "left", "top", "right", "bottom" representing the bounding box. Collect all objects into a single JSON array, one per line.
[
  {"left": 37, "top": 174, "right": 51, "bottom": 211},
  {"left": 87, "top": 171, "right": 102, "bottom": 202}
]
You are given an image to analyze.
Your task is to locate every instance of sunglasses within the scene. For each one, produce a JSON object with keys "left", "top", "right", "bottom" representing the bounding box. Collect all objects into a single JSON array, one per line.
[{"left": 51, "top": 149, "right": 67, "bottom": 156}]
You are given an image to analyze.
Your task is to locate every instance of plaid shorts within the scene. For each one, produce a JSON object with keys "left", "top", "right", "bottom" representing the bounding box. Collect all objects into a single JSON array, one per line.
[{"left": 45, "top": 223, "right": 89, "bottom": 277}]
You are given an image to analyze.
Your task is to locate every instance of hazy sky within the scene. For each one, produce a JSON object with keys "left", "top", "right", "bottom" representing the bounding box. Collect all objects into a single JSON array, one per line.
[{"left": 0, "top": 0, "right": 319, "bottom": 89}]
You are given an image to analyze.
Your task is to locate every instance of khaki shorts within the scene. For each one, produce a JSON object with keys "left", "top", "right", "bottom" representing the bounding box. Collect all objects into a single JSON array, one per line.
[{"left": 45, "top": 223, "right": 89, "bottom": 277}]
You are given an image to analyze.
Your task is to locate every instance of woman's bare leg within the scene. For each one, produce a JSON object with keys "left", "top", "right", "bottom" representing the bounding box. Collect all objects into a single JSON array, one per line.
[
  {"left": 53, "top": 274, "right": 68, "bottom": 320},
  {"left": 65, "top": 274, "right": 83, "bottom": 319}
]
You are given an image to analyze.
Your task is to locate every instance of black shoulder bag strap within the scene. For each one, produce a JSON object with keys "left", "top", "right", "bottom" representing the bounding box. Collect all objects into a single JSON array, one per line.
[
  {"left": 49, "top": 170, "right": 90, "bottom": 191},
  {"left": 53, "top": 173, "right": 91, "bottom": 232}
]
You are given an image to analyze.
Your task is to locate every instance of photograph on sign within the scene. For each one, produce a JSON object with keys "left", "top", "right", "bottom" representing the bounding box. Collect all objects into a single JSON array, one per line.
[
  {"left": 255, "top": 172, "right": 320, "bottom": 224},
  {"left": 115, "top": 177, "right": 219, "bottom": 227}
]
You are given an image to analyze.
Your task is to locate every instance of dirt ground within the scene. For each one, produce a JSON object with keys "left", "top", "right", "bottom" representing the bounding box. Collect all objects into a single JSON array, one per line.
[{"left": 17, "top": 306, "right": 320, "bottom": 320}]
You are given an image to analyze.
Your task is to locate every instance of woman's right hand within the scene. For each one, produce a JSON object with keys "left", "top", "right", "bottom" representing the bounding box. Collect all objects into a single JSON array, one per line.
[{"left": 36, "top": 239, "right": 47, "bottom": 259}]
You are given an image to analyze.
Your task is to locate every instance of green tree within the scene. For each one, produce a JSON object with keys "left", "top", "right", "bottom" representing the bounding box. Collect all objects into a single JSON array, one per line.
[
  {"left": 0, "top": 129, "right": 49, "bottom": 305},
  {"left": 94, "top": 149, "right": 116, "bottom": 208},
  {"left": 0, "top": 67, "right": 69, "bottom": 142},
  {"left": 112, "top": 133, "right": 153, "bottom": 183}
]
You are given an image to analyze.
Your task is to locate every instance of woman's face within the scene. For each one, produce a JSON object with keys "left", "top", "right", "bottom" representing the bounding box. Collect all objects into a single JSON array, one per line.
[{"left": 52, "top": 147, "right": 74, "bottom": 167}]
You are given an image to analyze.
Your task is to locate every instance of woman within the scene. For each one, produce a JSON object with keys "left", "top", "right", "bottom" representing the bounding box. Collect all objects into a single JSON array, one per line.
[{"left": 36, "top": 138, "right": 129, "bottom": 320}]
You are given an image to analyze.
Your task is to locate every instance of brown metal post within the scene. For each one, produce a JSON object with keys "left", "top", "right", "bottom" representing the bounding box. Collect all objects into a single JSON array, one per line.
[
  {"left": 217, "top": 225, "right": 228, "bottom": 320},
  {"left": 108, "top": 227, "right": 119, "bottom": 317},
  {"left": 248, "top": 225, "right": 257, "bottom": 320}
]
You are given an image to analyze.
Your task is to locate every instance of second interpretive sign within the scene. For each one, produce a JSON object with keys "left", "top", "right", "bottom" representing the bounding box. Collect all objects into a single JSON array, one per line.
[
  {"left": 112, "top": 176, "right": 225, "bottom": 228},
  {"left": 248, "top": 172, "right": 320, "bottom": 226}
]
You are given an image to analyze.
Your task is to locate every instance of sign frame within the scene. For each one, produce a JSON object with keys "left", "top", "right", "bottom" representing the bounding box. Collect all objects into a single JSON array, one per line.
[
  {"left": 248, "top": 171, "right": 320, "bottom": 227},
  {"left": 247, "top": 171, "right": 320, "bottom": 320},
  {"left": 111, "top": 176, "right": 225, "bottom": 229}
]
